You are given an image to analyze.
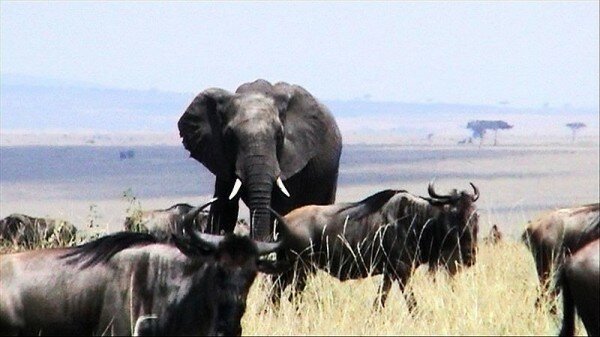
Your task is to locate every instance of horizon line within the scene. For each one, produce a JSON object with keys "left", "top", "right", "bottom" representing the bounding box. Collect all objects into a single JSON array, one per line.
[{"left": 2, "top": 72, "right": 598, "bottom": 111}]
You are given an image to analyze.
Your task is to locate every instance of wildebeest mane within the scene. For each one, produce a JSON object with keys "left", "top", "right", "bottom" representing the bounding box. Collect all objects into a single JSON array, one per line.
[
  {"left": 571, "top": 202, "right": 600, "bottom": 214},
  {"left": 61, "top": 231, "right": 159, "bottom": 269},
  {"left": 164, "top": 203, "right": 194, "bottom": 211},
  {"left": 336, "top": 189, "right": 404, "bottom": 220}
]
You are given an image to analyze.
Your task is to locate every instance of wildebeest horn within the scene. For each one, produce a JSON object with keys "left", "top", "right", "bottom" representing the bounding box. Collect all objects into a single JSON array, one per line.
[
  {"left": 470, "top": 182, "right": 480, "bottom": 202},
  {"left": 192, "top": 232, "right": 225, "bottom": 251},
  {"left": 255, "top": 240, "right": 282, "bottom": 256},
  {"left": 229, "top": 178, "right": 242, "bottom": 200},
  {"left": 182, "top": 198, "right": 218, "bottom": 246},
  {"left": 268, "top": 207, "right": 290, "bottom": 230},
  {"left": 428, "top": 180, "right": 450, "bottom": 200}
]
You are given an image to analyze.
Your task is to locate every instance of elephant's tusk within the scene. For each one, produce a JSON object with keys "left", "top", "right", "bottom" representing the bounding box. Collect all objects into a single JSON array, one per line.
[
  {"left": 229, "top": 178, "right": 242, "bottom": 200},
  {"left": 276, "top": 177, "right": 291, "bottom": 197}
]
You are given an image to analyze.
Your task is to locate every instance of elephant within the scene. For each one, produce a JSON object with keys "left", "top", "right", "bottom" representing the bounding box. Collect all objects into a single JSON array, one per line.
[{"left": 178, "top": 79, "right": 343, "bottom": 240}]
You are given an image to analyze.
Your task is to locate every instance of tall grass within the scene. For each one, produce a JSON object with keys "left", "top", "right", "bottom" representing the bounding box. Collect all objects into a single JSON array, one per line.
[{"left": 242, "top": 241, "right": 586, "bottom": 336}]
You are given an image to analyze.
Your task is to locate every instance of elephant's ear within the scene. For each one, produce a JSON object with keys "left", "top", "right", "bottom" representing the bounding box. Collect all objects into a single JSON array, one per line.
[
  {"left": 275, "top": 83, "right": 340, "bottom": 180},
  {"left": 178, "top": 88, "right": 233, "bottom": 176}
]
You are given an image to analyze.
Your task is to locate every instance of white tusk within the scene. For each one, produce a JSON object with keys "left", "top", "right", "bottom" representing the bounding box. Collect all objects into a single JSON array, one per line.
[
  {"left": 229, "top": 178, "right": 242, "bottom": 200},
  {"left": 276, "top": 177, "right": 291, "bottom": 197}
]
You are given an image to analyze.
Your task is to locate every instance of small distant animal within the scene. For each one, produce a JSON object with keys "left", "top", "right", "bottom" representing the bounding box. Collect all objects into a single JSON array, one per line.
[
  {"left": 123, "top": 203, "right": 249, "bottom": 242},
  {"left": 483, "top": 224, "right": 504, "bottom": 245},
  {"left": 558, "top": 239, "right": 599, "bottom": 337},
  {"left": 457, "top": 137, "right": 473, "bottom": 145},
  {"left": 119, "top": 149, "right": 135, "bottom": 159},
  {"left": 0, "top": 200, "right": 284, "bottom": 336},
  {"left": 269, "top": 182, "right": 480, "bottom": 312},
  {"left": 0, "top": 213, "right": 77, "bottom": 247},
  {"left": 522, "top": 203, "right": 599, "bottom": 312}
]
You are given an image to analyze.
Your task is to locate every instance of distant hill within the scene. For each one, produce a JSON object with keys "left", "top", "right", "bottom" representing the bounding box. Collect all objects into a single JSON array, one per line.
[
  {"left": 1, "top": 74, "right": 598, "bottom": 140},
  {"left": 1, "top": 74, "right": 194, "bottom": 132}
]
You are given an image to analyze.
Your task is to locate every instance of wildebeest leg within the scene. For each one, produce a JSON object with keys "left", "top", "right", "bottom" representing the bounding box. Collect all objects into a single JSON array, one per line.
[
  {"left": 289, "top": 266, "right": 313, "bottom": 304},
  {"left": 270, "top": 269, "right": 294, "bottom": 308},
  {"left": 396, "top": 268, "right": 417, "bottom": 314},
  {"left": 428, "top": 261, "right": 439, "bottom": 283},
  {"left": 558, "top": 268, "right": 576, "bottom": 337},
  {"left": 535, "top": 246, "right": 559, "bottom": 314},
  {"left": 374, "top": 273, "right": 393, "bottom": 309}
]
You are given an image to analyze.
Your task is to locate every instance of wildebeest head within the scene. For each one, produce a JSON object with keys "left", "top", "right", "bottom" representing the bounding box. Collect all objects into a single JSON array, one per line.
[
  {"left": 45, "top": 199, "right": 283, "bottom": 336},
  {"left": 171, "top": 198, "right": 283, "bottom": 336},
  {"left": 423, "top": 182, "right": 480, "bottom": 271},
  {"left": 484, "top": 224, "right": 503, "bottom": 245}
]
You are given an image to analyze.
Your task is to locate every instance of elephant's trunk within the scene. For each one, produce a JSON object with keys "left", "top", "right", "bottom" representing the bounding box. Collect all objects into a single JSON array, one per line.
[{"left": 244, "top": 163, "right": 276, "bottom": 241}]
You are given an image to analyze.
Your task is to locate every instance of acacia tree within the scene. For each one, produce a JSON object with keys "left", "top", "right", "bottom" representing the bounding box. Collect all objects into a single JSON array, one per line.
[
  {"left": 466, "top": 120, "right": 513, "bottom": 147},
  {"left": 565, "top": 122, "right": 586, "bottom": 143}
]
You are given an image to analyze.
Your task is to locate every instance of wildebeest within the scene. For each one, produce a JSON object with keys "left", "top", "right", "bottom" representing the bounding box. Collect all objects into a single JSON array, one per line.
[
  {"left": 123, "top": 203, "right": 250, "bottom": 242},
  {"left": 0, "top": 213, "right": 77, "bottom": 247},
  {"left": 522, "top": 203, "right": 599, "bottom": 311},
  {"left": 0, "top": 200, "right": 283, "bottom": 336},
  {"left": 483, "top": 224, "right": 503, "bottom": 245},
  {"left": 558, "top": 239, "right": 599, "bottom": 337},
  {"left": 268, "top": 182, "right": 480, "bottom": 312},
  {"left": 123, "top": 203, "right": 208, "bottom": 241}
]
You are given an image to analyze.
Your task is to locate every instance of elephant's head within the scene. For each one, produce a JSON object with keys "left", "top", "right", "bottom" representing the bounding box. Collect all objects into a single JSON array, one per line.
[{"left": 178, "top": 79, "right": 337, "bottom": 240}]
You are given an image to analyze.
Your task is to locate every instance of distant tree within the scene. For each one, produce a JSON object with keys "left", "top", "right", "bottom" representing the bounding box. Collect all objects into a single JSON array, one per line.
[
  {"left": 466, "top": 120, "right": 513, "bottom": 147},
  {"left": 565, "top": 122, "right": 586, "bottom": 143}
]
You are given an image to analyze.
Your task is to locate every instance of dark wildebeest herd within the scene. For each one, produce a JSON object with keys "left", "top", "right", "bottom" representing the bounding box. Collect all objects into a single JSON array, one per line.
[
  {"left": 1, "top": 201, "right": 283, "bottom": 336},
  {"left": 0, "top": 80, "right": 598, "bottom": 336},
  {"left": 0, "top": 213, "right": 77, "bottom": 247},
  {"left": 122, "top": 203, "right": 250, "bottom": 242}
]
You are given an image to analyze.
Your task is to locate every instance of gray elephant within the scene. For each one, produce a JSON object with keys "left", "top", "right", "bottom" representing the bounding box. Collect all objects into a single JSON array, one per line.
[{"left": 178, "top": 79, "right": 342, "bottom": 240}]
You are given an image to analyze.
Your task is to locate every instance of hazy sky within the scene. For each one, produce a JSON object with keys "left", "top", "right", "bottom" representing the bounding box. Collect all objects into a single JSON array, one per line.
[{"left": 1, "top": 1, "right": 598, "bottom": 108}]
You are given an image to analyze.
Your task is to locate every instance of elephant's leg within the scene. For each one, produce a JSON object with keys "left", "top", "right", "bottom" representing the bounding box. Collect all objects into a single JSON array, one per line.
[
  {"left": 374, "top": 273, "right": 393, "bottom": 309},
  {"left": 210, "top": 178, "right": 240, "bottom": 234},
  {"left": 289, "top": 265, "right": 314, "bottom": 305},
  {"left": 323, "top": 171, "right": 339, "bottom": 204}
]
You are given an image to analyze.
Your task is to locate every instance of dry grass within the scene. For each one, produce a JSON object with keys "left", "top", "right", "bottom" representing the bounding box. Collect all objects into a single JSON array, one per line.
[{"left": 242, "top": 240, "right": 587, "bottom": 336}]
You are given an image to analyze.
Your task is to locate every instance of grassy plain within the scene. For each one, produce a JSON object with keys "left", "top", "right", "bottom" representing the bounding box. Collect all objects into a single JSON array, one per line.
[
  {"left": 242, "top": 240, "right": 586, "bottom": 336},
  {"left": 1, "top": 138, "right": 597, "bottom": 335}
]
